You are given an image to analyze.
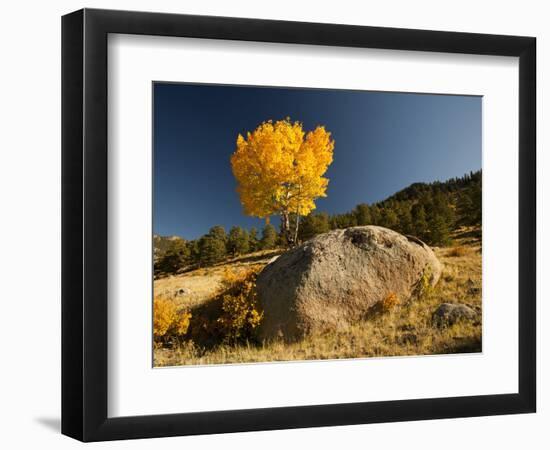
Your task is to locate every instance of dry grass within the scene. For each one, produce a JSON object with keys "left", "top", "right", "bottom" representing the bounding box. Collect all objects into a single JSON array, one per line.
[
  {"left": 154, "top": 249, "right": 280, "bottom": 311},
  {"left": 154, "top": 231, "right": 482, "bottom": 367},
  {"left": 447, "top": 245, "right": 468, "bottom": 257}
]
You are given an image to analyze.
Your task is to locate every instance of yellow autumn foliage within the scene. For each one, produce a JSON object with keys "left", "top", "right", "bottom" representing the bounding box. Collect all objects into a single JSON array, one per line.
[
  {"left": 230, "top": 118, "right": 335, "bottom": 220},
  {"left": 381, "top": 292, "right": 400, "bottom": 312},
  {"left": 153, "top": 297, "right": 192, "bottom": 339},
  {"left": 217, "top": 266, "right": 263, "bottom": 342}
]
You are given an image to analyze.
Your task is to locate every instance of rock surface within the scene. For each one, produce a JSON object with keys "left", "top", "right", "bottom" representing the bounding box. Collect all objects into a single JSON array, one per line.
[
  {"left": 255, "top": 226, "right": 442, "bottom": 341},
  {"left": 432, "top": 303, "right": 478, "bottom": 328},
  {"left": 175, "top": 288, "right": 191, "bottom": 296}
]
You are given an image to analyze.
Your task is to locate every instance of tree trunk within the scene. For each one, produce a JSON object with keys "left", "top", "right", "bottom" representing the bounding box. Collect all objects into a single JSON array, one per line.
[
  {"left": 280, "top": 211, "right": 302, "bottom": 248},
  {"left": 280, "top": 211, "right": 292, "bottom": 246},
  {"left": 293, "top": 213, "right": 300, "bottom": 246}
]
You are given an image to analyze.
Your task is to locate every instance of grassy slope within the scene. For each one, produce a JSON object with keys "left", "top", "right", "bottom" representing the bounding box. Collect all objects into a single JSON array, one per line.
[
  {"left": 154, "top": 228, "right": 481, "bottom": 367},
  {"left": 154, "top": 249, "right": 281, "bottom": 311}
]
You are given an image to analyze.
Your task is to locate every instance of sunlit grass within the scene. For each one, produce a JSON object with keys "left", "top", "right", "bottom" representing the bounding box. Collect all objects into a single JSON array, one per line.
[{"left": 154, "top": 229, "right": 481, "bottom": 366}]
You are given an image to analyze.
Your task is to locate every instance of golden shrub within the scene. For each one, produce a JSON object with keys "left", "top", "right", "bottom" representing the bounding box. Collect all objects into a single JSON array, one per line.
[
  {"left": 154, "top": 298, "right": 177, "bottom": 337},
  {"left": 448, "top": 246, "right": 467, "bottom": 257},
  {"left": 174, "top": 311, "right": 192, "bottom": 336},
  {"left": 382, "top": 292, "right": 400, "bottom": 312},
  {"left": 216, "top": 266, "right": 263, "bottom": 342},
  {"left": 153, "top": 297, "right": 192, "bottom": 339}
]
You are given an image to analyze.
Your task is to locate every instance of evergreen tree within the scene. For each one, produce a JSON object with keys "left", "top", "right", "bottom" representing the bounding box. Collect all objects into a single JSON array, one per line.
[
  {"left": 186, "top": 240, "right": 200, "bottom": 265},
  {"left": 426, "top": 192, "right": 455, "bottom": 245},
  {"left": 369, "top": 205, "right": 381, "bottom": 226},
  {"left": 248, "top": 227, "right": 259, "bottom": 252},
  {"left": 198, "top": 226, "right": 227, "bottom": 265},
  {"left": 428, "top": 214, "right": 452, "bottom": 246},
  {"left": 299, "top": 212, "right": 330, "bottom": 241},
  {"left": 469, "top": 182, "right": 482, "bottom": 224},
  {"left": 198, "top": 236, "right": 226, "bottom": 266},
  {"left": 458, "top": 182, "right": 481, "bottom": 225},
  {"left": 329, "top": 212, "right": 357, "bottom": 230},
  {"left": 155, "top": 239, "right": 189, "bottom": 275},
  {"left": 396, "top": 203, "right": 413, "bottom": 235},
  {"left": 260, "top": 223, "right": 278, "bottom": 249},
  {"left": 457, "top": 189, "right": 473, "bottom": 225},
  {"left": 208, "top": 225, "right": 227, "bottom": 244},
  {"left": 432, "top": 191, "right": 455, "bottom": 226},
  {"left": 411, "top": 203, "right": 428, "bottom": 240},
  {"left": 353, "top": 203, "right": 371, "bottom": 226},
  {"left": 379, "top": 207, "right": 399, "bottom": 230},
  {"left": 227, "top": 226, "right": 250, "bottom": 255}
]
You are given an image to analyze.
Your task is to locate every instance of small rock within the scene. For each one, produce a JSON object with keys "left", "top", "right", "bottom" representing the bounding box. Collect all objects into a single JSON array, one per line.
[
  {"left": 432, "top": 303, "right": 477, "bottom": 328},
  {"left": 175, "top": 288, "right": 191, "bottom": 296}
]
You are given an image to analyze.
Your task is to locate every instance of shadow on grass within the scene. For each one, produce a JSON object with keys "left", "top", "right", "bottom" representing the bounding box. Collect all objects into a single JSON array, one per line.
[{"left": 440, "top": 336, "right": 482, "bottom": 354}]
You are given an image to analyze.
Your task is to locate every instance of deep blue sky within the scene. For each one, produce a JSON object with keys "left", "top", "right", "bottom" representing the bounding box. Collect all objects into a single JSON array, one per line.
[{"left": 154, "top": 83, "right": 481, "bottom": 240}]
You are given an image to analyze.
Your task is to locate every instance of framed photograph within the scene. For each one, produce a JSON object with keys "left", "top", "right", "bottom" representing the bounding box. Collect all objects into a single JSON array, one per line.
[{"left": 62, "top": 8, "right": 536, "bottom": 441}]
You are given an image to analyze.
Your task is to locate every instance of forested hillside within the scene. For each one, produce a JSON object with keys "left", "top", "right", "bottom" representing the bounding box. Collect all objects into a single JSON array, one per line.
[
  {"left": 300, "top": 170, "right": 481, "bottom": 245},
  {"left": 154, "top": 170, "right": 481, "bottom": 276}
]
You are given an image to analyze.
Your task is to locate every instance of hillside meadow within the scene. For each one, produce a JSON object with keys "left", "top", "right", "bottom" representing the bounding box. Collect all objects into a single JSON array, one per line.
[{"left": 153, "top": 226, "right": 481, "bottom": 366}]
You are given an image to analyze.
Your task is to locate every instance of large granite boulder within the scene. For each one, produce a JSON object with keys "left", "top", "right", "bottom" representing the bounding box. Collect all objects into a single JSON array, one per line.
[{"left": 256, "top": 226, "right": 441, "bottom": 341}]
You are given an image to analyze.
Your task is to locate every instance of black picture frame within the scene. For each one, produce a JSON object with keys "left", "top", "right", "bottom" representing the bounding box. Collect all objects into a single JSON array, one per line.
[{"left": 62, "top": 8, "right": 536, "bottom": 442}]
